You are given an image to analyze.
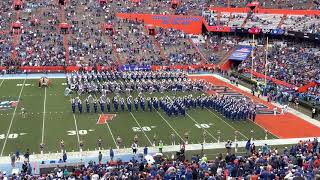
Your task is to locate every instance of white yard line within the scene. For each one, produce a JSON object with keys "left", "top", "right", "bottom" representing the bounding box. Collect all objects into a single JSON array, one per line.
[
  {"left": 186, "top": 113, "right": 218, "bottom": 142},
  {"left": 73, "top": 114, "right": 80, "bottom": 144},
  {"left": 72, "top": 114, "right": 80, "bottom": 149},
  {"left": 155, "top": 110, "right": 185, "bottom": 143},
  {"left": 69, "top": 97, "right": 80, "bottom": 149},
  {"left": 205, "top": 107, "right": 249, "bottom": 140},
  {"left": 93, "top": 95, "right": 118, "bottom": 148},
  {"left": 130, "top": 112, "right": 153, "bottom": 146},
  {"left": 41, "top": 88, "right": 47, "bottom": 144},
  {"left": 105, "top": 122, "right": 118, "bottom": 148},
  {"left": 0, "top": 78, "right": 26, "bottom": 156},
  {"left": 0, "top": 79, "right": 5, "bottom": 87}
]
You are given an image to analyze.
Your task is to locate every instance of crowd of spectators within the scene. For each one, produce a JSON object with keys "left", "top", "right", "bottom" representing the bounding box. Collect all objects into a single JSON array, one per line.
[
  {"left": 155, "top": 28, "right": 203, "bottom": 65},
  {"left": 239, "top": 40, "right": 320, "bottom": 87},
  {"left": 1, "top": 139, "right": 320, "bottom": 179},
  {"left": 1, "top": 0, "right": 65, "bottom": 67},
  {"left": 299, "top": 85, "right": 320, "bottom": 105},
  {"left": 113, "top": 19, "right": 162, "bottom": 66},
  {"left": 1, "top": 0, "right": 320, "bottom": 68},
  {"left": 281, "top": 15, "right": 320, "bottom": 34},
  {"left": 244, "top": 14, "right": 282, "bottom": 30},
  {"left": 203, "top": 9, "right": 320, "bottom": 35},
  {"left": 197, "top": 34, "right": 239, "bottom": 64}
]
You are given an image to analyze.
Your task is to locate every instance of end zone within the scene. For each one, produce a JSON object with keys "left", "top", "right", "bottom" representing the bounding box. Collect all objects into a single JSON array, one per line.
[{"left": 189, "top": 74, "right": 320, "bottom": 139}]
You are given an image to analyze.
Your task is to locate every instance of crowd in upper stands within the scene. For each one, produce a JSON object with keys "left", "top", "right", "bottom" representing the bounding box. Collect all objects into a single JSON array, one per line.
[
  {"left": 0, "top": 0, "right": 319, "bottom": 68},
  {"left": 1, "top": 139, "right": 320, "bottom": 179},
  {"left": 156, "top": 28, "right": 203, "bottom": 65}
]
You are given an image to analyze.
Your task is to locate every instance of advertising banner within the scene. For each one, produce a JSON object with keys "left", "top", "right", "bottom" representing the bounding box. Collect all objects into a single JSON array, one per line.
[{"left": 228, "top": 45, "right": 254, "bottom": 61}]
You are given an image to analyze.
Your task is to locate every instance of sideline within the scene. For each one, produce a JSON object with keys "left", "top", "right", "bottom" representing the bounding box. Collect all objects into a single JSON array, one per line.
[{"left": 0, "top": 136, "right": 317, "bottom": 164}]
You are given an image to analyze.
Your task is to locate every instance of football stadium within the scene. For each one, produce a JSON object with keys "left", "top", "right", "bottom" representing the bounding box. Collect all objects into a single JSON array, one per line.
[{"left": 0, "top": 0, "right": 320, "bottom": 179}]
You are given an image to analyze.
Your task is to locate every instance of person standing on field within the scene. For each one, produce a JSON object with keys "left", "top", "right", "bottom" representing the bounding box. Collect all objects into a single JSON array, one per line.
[
  {"left": 170, "top": 133, "right": 176, "bottom": 146},
  {"left": 158, "top": 140, "right": 164, "bottom": 153},
  {"left": 11, "top": 153, "right": 16, "bottom": 167},
  {"left": 131, "top": 142, "right": 138, "bottom": 154},
  {"left": 109, "top": 148, "right": 114, "bottom": 162},
  {"left": 98, "top": 151, "right": 102, "bottom": 163}
]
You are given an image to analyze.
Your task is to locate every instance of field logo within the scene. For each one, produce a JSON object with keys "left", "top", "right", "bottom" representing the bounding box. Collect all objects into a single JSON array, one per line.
[
  {"left": 0, "top": 100, "right": 18, "bottom": 110},
  {"left": 97, "top": 114, "right": 116, "bottom": 124}
]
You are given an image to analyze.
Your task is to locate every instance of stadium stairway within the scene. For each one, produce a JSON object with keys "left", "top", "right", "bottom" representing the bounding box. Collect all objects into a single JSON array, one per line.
[
  {"left": 188, "top": 38, "right": 208, "bottom": 64},
  {"left": 11, "top": 34, "right": 20, "bottom": 60},
  {"left": 108, "top": 36, "right": 122, "bottom": 66},
  {"left": 241, "top": 12, "right": 252, "bottom": 28},
  {"left": 11, "top": 9, "right": 22, "bottom": 60},
  {"left": 151, "top": 34, "right": 168, "bottom": 64},
  {"left": 63, "top": 35, "right": 69, "bottom": 65},
  {"left": 308, "top": 0, "right": 315, "bottom": 9},
  {"left": 277, "top": 14, "right": 287, "bottom": 28},
  {"left": 218, "top": 47, "right": 235, "bottom": 71}
]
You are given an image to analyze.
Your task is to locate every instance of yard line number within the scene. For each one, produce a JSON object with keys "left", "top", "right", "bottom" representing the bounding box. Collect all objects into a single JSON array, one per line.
[
  {"left": 194, "top": 123, "right": 213, "bottom": 129},
  {"left": 67, "top": 129, "right": 94, "bottom": 136},
  {"left": 16, "top": 84, "right": 33, "bottom": 87},
  {"left": 132, "top": 126, "right": 156, "bottom": 132},
  {"left": 0, "top": 133, "right": 26, "bottom": 140}
]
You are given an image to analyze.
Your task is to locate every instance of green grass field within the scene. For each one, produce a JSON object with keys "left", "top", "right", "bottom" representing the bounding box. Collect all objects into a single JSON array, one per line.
[{"left": 0, "top": 78, "right": 277, "bottom": 156}]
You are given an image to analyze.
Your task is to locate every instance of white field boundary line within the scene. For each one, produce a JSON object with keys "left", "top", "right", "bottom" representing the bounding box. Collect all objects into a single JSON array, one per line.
[
  {"left": 0, "top": 79, "right": 4, "bottom": 87},
  {"left": 166, "top": 96, "right": 218, "bottom": 142},
  {"left": 0, "top": 78, "right": 26, "bottom": 156},
  {"left": 69, "top": 97, "right": 80, "bottom": 151},
  {"left": 41, "top": 87, "right": 47, "bottom": 144},
  {"left": 155, "top": 110, "right": 185, "bottom": 144},
  {"left": 205, "top": 107, "right": 249, "bottom": 140},
  {"left": 129, "top": 112, "right": 153, "bottom": 146},
  {"left": 1, "top": 136, "right": 318, "bottom": 163},
  {"left": 92, "top": 95, "right": 118, "bottom": 149},
  {"left": 105, "top": 121, "right": 118, "bottom": 149}
]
